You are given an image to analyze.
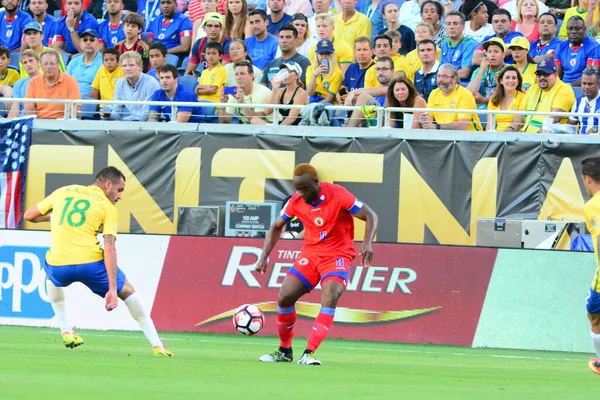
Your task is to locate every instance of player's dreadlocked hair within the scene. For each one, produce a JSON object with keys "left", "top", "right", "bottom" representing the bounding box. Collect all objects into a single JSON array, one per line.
[
  {"left": 582, "top": 157, "right": 600, "bottom": 182},
  {"left": 294, "top": 163, "right": 318, "bottom": 179},
  {"left": 95, "top": 166, "right": 126, "bottom": 183}
]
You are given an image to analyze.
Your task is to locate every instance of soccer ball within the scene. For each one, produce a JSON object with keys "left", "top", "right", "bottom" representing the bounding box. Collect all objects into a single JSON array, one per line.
[{"left": 233, "top": 304, "right": 265, "bottom": 335}]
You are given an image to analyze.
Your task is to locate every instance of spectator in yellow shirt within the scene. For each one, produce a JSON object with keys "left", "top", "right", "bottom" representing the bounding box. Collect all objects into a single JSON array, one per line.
[
  {"left": 364, "top": 34, "right": 407, "bottom": 88},
  {"left": 333, "top": 0, "right": 372, "bottom": 49},
  {"left": 307, "top": 39, "right": 343, "bottom": 103},
  {"left": 196, "top": 42, "right": 227, "bottom": 103},
  {"left": 419, "top": 63, "right": 483, "bottom": 131},
  {"left": 404, "top": 23, "right": 441, "bottom": 81},
  {"left": 0, "top": 46, "right": 20, "bottom": 87},
  {"left": 508, "top": 36, "right": 536, "bottom": 92},
  {"left": 310, "top": 13, "right": 354, "bottom": 77},
  {"left": 487, "top": 65, "right": 525, "bottom": 131},
  {"left": 505, "top": 59, "right": 576, "bottom": 133},
  {"left": 89, "top": 48, "right": 125, "bottom": 104}
]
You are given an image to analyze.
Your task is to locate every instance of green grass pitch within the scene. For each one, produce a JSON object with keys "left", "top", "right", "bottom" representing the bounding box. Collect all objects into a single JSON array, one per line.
[{"left": 0, "top": 325, "right": 598, "bottom": 399}]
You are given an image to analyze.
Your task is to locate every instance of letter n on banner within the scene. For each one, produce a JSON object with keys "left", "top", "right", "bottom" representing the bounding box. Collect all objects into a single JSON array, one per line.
[{"left": 397, "top": 155, "right": 497, "bottom": 245}]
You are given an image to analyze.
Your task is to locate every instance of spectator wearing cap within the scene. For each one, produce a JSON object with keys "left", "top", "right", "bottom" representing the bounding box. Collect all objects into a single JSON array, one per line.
[
  {"left": 467, "top": 37, "right": 508, "bottom": 108},
  {"left": 556, "top": 16, "right": 600, "bottom": 86},
  {"left": 259, "top": 61, "right": 308, "bottom": 125},
  {"left": 148, "top": 64, "right": 203, "bottom": 123},
  {"left": 21, "top": 21, "right": 66, "bottom": 78},
  {"left": 307, "top": 38, "right": 342, "bottom": 103},
  {"left": 111, "top": 51, "right": 160, "bottom": 121},
  {"left": 529, "top": 12, "right": 562, "bottom": 64},
  {"left": 505, "top": 59, "right": 576, "bottom": 133},
  {"left": 509, "top": 36, "right": 536, "bottom": 92},
  {"left": 145, "top": 0, "right": 193, "bottom": 56},
  {"left": 419, "top": 63, "right": 483, "bottom": 130},
  {"left": 441, "top": 11, "right": 479, "bottom": 82},
  {"left": 0, "top": 0, "right": 33, "bottom": 51},
  {"left": 245, "top": 9, "right": 279, "bottom": 70},
  {"left": 66, "top": 29, "right": 103, "bottom": 97},
  {"left": 334, "top": 0, "right": 372, "bottom": 50},
  {"left": 25, "top": 49, "right": 81, "bottom": 119},
  {"left": 568, "top": 68, "right": 600, "bottom": 134},
  {"left": 267, "top": 0, "right": 292, "bottom": 35},
  {"left": 309, "top": 13, "right": 354, "bottom": 76},
  {"left": 472, "top": 9, "right": 524, "bottom": 67},
  {"left": 186, "top": 12, "right": 232, "bottom": 77},
  {"left": 29, "top": 0, "right": 57, "bottom": 47},
  {"left": 97, "top": 0, "right": 126, "bottom": 49},
  {"left": 9, "top": 50, "right": 41, "bottom": 118},
  {"left": 262, "top": 24, "right": 311, "bottom": 88},
  {"left": 219, "top": 60, "right": 273, "bottom": 123},
  {"left": 50, "top": 0, "right": 98, "bottom": 54}
]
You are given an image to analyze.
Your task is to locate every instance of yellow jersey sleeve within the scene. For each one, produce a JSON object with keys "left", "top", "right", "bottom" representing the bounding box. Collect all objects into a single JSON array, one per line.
[
  {"left": 336, "top": 40, "right": 354, "bottom": 64},
  {"left": 554, "top": 83, "right": 576, "bottom": 112},
  {"left": 328, "top": 68, "right": 343, "bottom": 95},
  {"left": 37, "top": 188, "right": 62, "bottom": 215},
  {"left": 456, "top": 91, "right": 477, "bottom": 121},
  {"left": 102, "top": 203, "right": 119, "bottom": 238},
  {"left": 91, "top": 67, "right": 103, "bottom": 91},
  {"left": 364, "top": 67, "right": 378, "bottom": 89}
]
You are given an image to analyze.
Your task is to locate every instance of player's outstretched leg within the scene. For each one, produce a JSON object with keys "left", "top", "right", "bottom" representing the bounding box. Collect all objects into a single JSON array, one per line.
[
  {"left": 260, "top": 276, "right": 308, "bottom": 363},
  {"left": 298, "top": 279, "right": 345, "bottom": 366},
  {"left": 46, "top": 279, "right": 84, "bottom": 349},
  {"left": 119, "top": 281, "right": 173, "bottom": 357}
]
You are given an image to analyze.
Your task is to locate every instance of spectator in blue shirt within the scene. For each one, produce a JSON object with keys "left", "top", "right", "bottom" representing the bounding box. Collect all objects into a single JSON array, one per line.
[
  {"left": 147, "top": 42, "right": 168, "bottom": 80},
  {"left": 97, "top": 0, "right": 126, "bottom": 48},
  {"left": 245, "top": 9, "right": 279, "bottom": 69},
  {"left": 568, "top": 68, "right": 600, "bottom": 133},
  {"left": 441, "top": 11, "right": 478, "bottom": 82},
  {"left": 66, "top": 29, "right": 103, "bottom": 97},
  {"left": 8, "top": 50, "right": 40, "bottom": 118},
  {"left": 339, "top": 36, "right": 374, "bottom": 101},
  {"left": 267, "top": 0, "right": 292, "bottom": 34},
  {"left": 414, "top": 39, "right": 439, "bottom": 101},
  {"left": 29, "top": 0, "right": 56, "bottom": 47},
  {"left": 148, "top": 64, "right": 203, "bottom": 122},
  {"left": 146, "top": 0, "right": 193, "bottom": 56},
  {"left": 50, "top": 0, "right": 98, "bottom": 54},
  {"left": 0, "top": 0, "right": 33, "bottom": 51},
  {"left": 111, "top": 51, "right": 160, "bottom": 120},
  {"left": 529, "top": 12, "right": 562, "bottom": 63},
  {"left": 556, "top": 16, "right": 600, "bottom": 86},
  {"left": 472, "top": 9, "right": 523, "bottom": 66}
]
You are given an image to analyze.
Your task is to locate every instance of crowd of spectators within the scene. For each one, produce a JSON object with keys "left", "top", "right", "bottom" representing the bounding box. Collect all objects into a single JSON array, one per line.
[{"left": 1, "top": 0, "right": 600, "bottom": 132}]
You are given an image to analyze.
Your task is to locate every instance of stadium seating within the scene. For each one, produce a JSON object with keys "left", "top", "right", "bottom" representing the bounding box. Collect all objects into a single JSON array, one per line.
[
  {"left": 80, "top": 101, "right": 99, "bottom": 120},
  {"left": 166, "top": 54, "right": 180, "bottom": 67},
  {"left": 9, "top": 52, "right": 20, "bottom": 71},
  {"left": 178, "top": 76, "right": 198, "bottom": 93}
]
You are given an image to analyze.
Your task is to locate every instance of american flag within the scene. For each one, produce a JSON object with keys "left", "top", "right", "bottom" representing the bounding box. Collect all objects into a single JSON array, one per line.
[{"left": 0, "top": 117, "right": 33, "bottom": 229}]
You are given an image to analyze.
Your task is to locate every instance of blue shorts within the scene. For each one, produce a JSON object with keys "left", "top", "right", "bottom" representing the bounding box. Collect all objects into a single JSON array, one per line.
[
  {"left": 44, "top": 260, "right": 127, "bottom": 297},
  {"left": 587, "top": 288, "right": 600, "bottom": 314}
]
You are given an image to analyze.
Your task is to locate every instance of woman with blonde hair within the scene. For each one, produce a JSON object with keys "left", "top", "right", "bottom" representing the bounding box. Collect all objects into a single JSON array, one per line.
[
  {"left": 224, "top": 0, "right": 251, "bottom": 39},
  {"left": 512, "top": 0, "right": 540, "bottom": 41},
  {"left": 306, "top": 39, "right": 342, "bottom": 103},
  {"left": 487, "top": 65, "right": 525, "bottom": 131}
]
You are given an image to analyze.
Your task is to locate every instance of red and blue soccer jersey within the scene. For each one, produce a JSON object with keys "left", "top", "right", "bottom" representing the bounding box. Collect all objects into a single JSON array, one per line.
[
  {"left": 146, "top": 12, "right": 192, "bottom": 51},
  {"left": 97, "top": 18, "right": 126, "bottom": 48},
  {"left": 50, "top": 12, "right": 98, "bottom": 54},
  {"left": 280, "top": 182, "right": 363, "bottom": 260},
  {"left": 0, "top": 10, "right": 33, "bottom": 50},
  {"left": 556, "top": 35, "right": 600, "bottom": 84}
]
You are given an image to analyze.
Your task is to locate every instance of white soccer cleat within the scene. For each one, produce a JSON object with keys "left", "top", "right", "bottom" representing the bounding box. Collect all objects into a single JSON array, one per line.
[
  {"left": 297, "top": 353, "right": 321, "bottom": 365},
  {"left": 259, "top": 349, "right": 293, "bottom": 362}
]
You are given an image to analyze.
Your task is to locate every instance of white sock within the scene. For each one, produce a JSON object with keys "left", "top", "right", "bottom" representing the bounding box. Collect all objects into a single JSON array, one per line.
[
  {"left": 591, "top": 331, "right": 600, "bottom": 358},
  {"left": 125, "top": 293, "right": 163, "bottom": 348},
  {"left": 46, "top": 280, "right": 72, "bottom": 335}
]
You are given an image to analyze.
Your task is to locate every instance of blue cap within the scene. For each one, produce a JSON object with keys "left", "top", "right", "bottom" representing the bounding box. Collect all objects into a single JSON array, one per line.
[
  {"left": 23, "top": 21, "right": 43, "bottom": 33},
  {"left": 316, "top": 39, "right": 334, "bottom": 54},
  {"left": 81, "top": 28, "right": 99, "bottom": 38},
  {"left": 536, "top": 59, "right": 557, "bottom": 75}
]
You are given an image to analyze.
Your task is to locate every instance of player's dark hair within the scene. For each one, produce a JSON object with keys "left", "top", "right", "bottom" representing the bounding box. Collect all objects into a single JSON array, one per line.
[
  {"left": 206, "top": 41, "right": 224, "bottom": 55},
  {"left": 249, "top": 9, "right": 268, "bottom": 20},
  {"left": 376, "top": 56, "right": 394, "bottom": 70},
  {"left": 149, "top": 42, "right": 168, "bottom": 56},
  {"left": 279, "top": 24, "right": 298, "bottom": 38},
  {"left": 102, "top": 47, "right": 120, "bottom": 59},
  {"left": 539, "top": 11, "right": 557, "bottom": 24},
  {"left": 235, "top": 60, "right": 254, "bottom": 75},
  {"left": 374, "top": 34, "right": 392, "bottom": 48},
  {"left": 418, "top": 39, "right": 437, "bottom": 51},
  {"left": 355, "top": 36, "right": 372, "bottom": 49},
  {"left": 123, "top": 12, "right": 145, "bottom": 30},
  {"left": 95, "top": 167, "right": 126, "bottom": 184},
  {"left": 582, "top": 157, "right": 600, "bottom": 182},
  {"left": 158, "top": 64, "right": 179, "bottom": 78},
  {"left": 294, "top": 163, "right": 318, "bottom": 179},
  {"left": 492, "top": 8, "right": 511, "bottom": 20},
  {"left": 0, "top": 46, "right": 10, "bottom": 59}
]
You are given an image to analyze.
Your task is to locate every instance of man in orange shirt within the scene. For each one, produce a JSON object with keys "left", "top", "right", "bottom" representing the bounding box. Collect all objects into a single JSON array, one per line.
[{"left": 24, "top": 49, "right": 81, "bottom": 119}]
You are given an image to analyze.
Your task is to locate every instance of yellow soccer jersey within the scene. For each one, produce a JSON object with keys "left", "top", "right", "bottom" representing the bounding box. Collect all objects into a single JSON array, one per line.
[
  {"left": 36, "top": 185, "right": 119, "bottom": 266},
  {"left": 427, "top": 85, "right": 483, "bottom": 131},
  {"left": 199, "top": 64, "right": 227, "bottom": 103},
  {"left": 333, "top": 12, "right": 372, "bottom": 50},
  {"left": 0, "top": 68, "right": 20, "bottom": 87},
  {"left": 404, "top": 47, "right": 441, "bottom": 81},
  {"left": 515, "top": 63, "right": 537, "bottom": 92},
  {"left": 309, "top": 37, "right": 354, "bottom": 67},
  {"left": 364, "top": 55, "right": 407, "bottom": 88},
  {"left": 19, "top": 46, "right": 66, "bottom": 79},
  {"left": 521, "top": 79, "right": 575, "bottom": 133},
  {"left": 584, "top": 192, "right": 600, "bottom": 291},
  {"left": 306, "top": 65, "right": 343, "bottom": 99},
  {"left": 91, "top": 65, "right": 125, "bottom": 101}
]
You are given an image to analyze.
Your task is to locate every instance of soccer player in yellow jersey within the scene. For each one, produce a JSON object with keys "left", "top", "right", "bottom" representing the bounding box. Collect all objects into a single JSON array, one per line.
[
  {"left": 582, "top": 156, "right": 600, "bottom": 374},
  {"left": 23, "top": 167, "right": 173, "bottom": 357}
]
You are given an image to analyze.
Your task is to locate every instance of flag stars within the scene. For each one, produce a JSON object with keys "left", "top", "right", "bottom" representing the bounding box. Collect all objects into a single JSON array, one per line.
[{"left": 11, "top": 161, "right": 17, "bottom": 170}]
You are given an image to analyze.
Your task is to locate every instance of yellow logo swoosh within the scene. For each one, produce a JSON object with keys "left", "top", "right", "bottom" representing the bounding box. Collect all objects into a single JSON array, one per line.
[{"left": 196, "top": 301, "right": 441, "bottom": 326}]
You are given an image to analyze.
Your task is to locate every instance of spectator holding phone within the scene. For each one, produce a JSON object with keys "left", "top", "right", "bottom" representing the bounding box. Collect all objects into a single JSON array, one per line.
[
  {"left": 260, "top": 61, "right": 308, "bottom": 125},
  {"left": 306, "top": 39, "right": 342, "bottom": 103}
]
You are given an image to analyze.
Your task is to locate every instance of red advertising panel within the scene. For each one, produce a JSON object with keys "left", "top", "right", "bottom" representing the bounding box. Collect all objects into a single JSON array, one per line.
[{"left": 152, "top": 237, "right": 497, "bottom": 346}]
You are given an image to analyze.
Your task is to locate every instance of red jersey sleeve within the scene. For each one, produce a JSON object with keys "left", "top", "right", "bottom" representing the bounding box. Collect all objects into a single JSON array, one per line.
[
  {"left": 334, "top": 184, "right": 363, "bottom": 215},
  {"left": 280, "top": 197, "right": 297, "bottom": 222}
]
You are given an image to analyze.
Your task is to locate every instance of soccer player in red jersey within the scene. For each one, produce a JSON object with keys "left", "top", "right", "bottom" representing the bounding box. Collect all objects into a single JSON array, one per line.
[{"left": 256, "top": 163, "right": 378, "bottom": 365}]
